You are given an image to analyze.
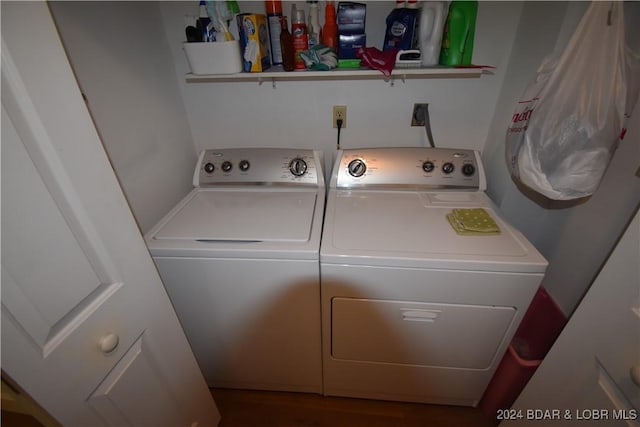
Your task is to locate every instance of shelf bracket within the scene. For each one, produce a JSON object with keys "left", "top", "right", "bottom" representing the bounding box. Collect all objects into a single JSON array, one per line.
[{"left": 256, "top": 77, "right": 276, "bottom": 88}]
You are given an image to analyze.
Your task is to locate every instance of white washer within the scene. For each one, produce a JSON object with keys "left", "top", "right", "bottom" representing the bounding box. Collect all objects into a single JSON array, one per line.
[
  {"left": 146, "top": 148, "right": 324, "bottom": 393},
  {"left": 320, "top": 147, "right": 548, "bottom": 406}
]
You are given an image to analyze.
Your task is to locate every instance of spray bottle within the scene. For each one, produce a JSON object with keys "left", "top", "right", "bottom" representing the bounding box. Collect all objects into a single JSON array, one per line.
[
  {"left": 265, "top": 0, "right": 284, "bottom": 64},
  {"left": 322, "top": 1, "right": 338, "bottom": 52},
  {"left": 307, "top": 0, "right": 321, "bottom": 48},
  {"left": 291, "top": 4, "right": 309, "bottom": 70}
]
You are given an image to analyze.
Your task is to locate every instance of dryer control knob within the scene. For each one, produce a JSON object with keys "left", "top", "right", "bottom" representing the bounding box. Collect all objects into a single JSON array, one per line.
[
  {"left": 422, "top": 161, "right": 435, "bottom": 173},
  {"left": 462, "top": 163, "right": 476, "bottom": 176},
  {"left": 348, "top": 159, "right": 367, "bottom": 177},
  {"left": 289, "top": 158, "right": 308, "bottom": 177},
  {"left": 221, "top": 161, "right": 233, "bottom": 172},
  {"left": 204, "top": 162, "right": 215, "bottom": 174},
  {"left": 442, "top": 162, "right": 455, "bottom": 174},
  {"left": 239, "top": 160, "right": 250, "bottom": 172}
]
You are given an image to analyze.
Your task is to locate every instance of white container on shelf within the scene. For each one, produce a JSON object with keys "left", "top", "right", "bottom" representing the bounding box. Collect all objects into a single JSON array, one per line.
[
  {"left": 183, "top": 41, "right": 243, "bottom": 75},
  {"left": 419, "top": 1, "right": 448, "bottom": 66}
]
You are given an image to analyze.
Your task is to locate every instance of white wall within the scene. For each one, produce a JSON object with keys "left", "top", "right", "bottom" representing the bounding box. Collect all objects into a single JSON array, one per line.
[{"left": 49, "top": 1, "right": 197, "bottom": 233}]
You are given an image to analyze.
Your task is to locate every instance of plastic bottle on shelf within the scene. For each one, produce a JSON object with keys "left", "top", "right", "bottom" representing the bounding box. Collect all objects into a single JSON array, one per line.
[
  {"left": 198, "top": 0, "right": 212, "bottom": 42},
  {"left": 266, "top": 0, "right": 284, "bottom": 64},
  {"left": 280, "top": 16, "right": 295, "bottom": 71},
  {"left": 292, "top": 5, "right": 309, "bottom": 70},
  {"left": 307, "top": 0, "right": 321, "bottom": 48},
  {"left": 321, "top": 1, "right": 338, "bottom": 52},
  {"left": 439, "top": 0, "right": 478, "bottom": 66},
  {"left": 418, "top": 1, "right": 448, "bottom": 66},
  {"left": 383, "top": 0, "right": 420, "bottom": 51}
]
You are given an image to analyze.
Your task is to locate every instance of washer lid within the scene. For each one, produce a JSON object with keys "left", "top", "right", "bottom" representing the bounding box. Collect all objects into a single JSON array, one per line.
[{"left": 153, "top": 189, "right": 318, "bottom": 242}]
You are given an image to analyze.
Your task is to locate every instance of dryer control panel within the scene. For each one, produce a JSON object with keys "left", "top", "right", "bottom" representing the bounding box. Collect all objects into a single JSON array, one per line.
[
  {"left": 333, "top": 147, "right": 485, "bottom": 190},
  {"left": 194, "top": 148, "right": 324, "bottom": 187}
]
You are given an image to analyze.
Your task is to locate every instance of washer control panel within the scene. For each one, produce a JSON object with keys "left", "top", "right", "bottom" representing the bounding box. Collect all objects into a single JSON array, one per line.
[
  {"left": 334, "top": 147, "right": 485, "bottom": 190},
  {"left": 195, "top": 148, "right": 323, "bottom": 187}
]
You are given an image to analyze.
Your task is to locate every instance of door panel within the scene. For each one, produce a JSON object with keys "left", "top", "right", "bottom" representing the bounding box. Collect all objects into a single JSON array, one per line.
[
  {"left": 2, "top": 115, "right": 123, "bottom": 357},
  {"left": 88, "top": 334, "right": 186, "bottom": 427},
  {"left": 1, "top": 2, "right": 219, "bottom": 426},
  {"left": 2, "top": 104, "right": 138, "bottom": 390}
]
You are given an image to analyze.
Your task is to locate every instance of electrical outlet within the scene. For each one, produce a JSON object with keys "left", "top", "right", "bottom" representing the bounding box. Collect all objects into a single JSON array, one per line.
[
  {"left": 411, "top": 103, "right": 429, "bottom": 126},
  {"left": 333, "top": 105, "right": 347, "bottom": 128}
]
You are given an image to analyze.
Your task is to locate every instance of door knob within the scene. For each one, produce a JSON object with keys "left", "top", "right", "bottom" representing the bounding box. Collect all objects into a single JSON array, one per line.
[{"left": 99, "top": 332, "right": 119, "bottom": 354}]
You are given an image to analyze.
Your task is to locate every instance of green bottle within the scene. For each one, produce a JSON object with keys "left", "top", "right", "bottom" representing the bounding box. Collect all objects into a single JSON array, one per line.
[{"left": 439, "top": 1, "right": 478, "bottom": 66}]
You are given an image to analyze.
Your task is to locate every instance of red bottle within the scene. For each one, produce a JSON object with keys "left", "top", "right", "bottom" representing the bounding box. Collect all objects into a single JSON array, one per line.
[
  {"left": 291, "top": 7, "right": 309, "bottom": 70},
  {"left": 280, "top": 16, "right": 295, "bottom": 71},
  {"left": 321, "top": 1, "right": 338, "bottom": 52}
]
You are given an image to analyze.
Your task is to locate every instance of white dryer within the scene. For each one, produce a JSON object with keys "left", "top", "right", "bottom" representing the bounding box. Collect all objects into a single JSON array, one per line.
[
  {"left": 320, "top": 147, "right": 547, "bottom": 406},
  {"left": 146, "top": 148, "right": 324, "bottom": 393}
]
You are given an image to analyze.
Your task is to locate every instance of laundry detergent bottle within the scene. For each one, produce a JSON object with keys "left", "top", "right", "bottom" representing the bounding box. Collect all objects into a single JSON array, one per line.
[
  {"left": 383, "top": 0, "right": 420, "bottom": 51},
  {"left": 418, "top": 1, "right": 448, "bottom": 66},
  {"left": 439, "top": 1, "right": 477, "bottom": 66}
]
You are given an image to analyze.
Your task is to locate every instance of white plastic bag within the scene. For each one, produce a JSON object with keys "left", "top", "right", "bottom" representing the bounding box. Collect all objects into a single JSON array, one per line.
[{"left": 506, "top": 2, "right": 640, "bottom": 201}]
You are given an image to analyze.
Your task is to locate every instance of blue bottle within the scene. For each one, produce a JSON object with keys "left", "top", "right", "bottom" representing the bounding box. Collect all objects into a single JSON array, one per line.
[{"left": 383, "top": 2, "right": 419, "bottom": 51}]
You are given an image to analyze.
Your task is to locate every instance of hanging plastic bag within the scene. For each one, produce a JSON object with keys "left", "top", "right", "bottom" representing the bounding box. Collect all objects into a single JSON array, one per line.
[{"left": 506, "top": 2, "right": 640, "bottom": 201}]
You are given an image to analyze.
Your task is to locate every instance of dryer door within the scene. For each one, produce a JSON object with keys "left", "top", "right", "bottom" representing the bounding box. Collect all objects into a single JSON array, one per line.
[{"left": 332, "top": 297, "right": 515, "bottom": 369}]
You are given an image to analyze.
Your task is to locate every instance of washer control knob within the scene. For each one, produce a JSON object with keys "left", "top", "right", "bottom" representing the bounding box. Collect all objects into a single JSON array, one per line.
[
  {"left": 204, "top": 162, "right": 215, "bottom": 174},
  {"left": 422, "top": 161, "right": 435, "bottom": 173},
  {"left": 239, "top": 160, "right": 250, "bottom": 172},
  {"left": 289, "top": 158, "right": 308, "bottom": 177},
  {"left": 462, "top": 163, "right": 476, "bottom": 177},
  {"left": 348, "top": 159, "right": 367, "bottom": 177},
  {"left": 221, "top": 161, "right": 233, "bottom": 173},
  {"left": 442, "top": 162, "right": 455, "bottom": 174}
]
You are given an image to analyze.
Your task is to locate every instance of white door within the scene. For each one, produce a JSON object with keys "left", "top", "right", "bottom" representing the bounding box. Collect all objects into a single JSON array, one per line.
[
  {"left": 502, "top": 207, "right": 640, "bottom": 426},
  {"left": 1, "top": 2, "right": 220, "bottom": 426}
]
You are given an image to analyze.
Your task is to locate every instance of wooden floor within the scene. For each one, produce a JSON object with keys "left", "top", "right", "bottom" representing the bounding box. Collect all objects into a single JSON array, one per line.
[{"left": 211, "top": 388, "right": 500, "bottom": 427}]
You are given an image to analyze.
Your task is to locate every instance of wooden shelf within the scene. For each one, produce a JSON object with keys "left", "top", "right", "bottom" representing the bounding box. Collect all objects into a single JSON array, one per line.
[{"left": 185, "top": 65, "right": 488, "bottom": 86}]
